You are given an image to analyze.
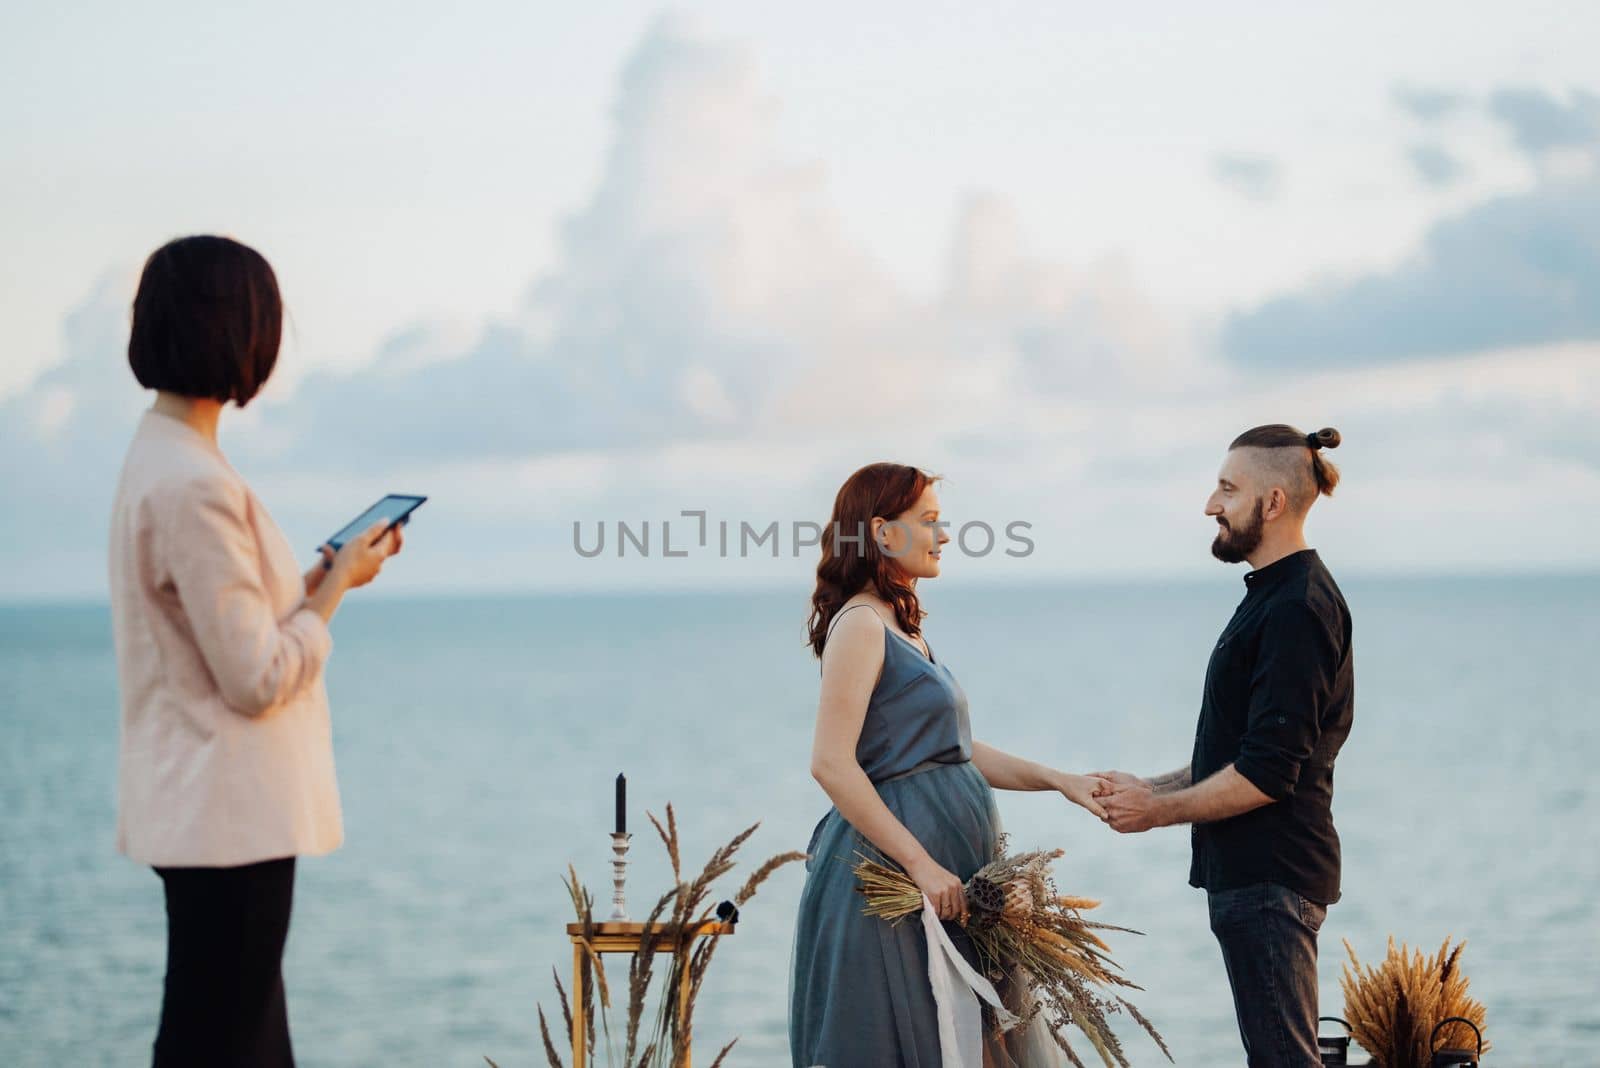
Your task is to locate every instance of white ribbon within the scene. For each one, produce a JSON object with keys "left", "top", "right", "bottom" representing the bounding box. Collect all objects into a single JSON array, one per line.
[{"left": 920, "top": 893, "right": 1020, "bottom": 1067}]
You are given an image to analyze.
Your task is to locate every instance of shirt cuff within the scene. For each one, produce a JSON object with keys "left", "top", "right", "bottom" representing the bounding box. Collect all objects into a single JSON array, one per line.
[{"left": 1233, "top": 755, "right": 1295, "bottom": 801}]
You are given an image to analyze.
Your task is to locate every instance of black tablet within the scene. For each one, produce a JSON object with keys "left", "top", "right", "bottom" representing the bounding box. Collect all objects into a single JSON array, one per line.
[{"left": 323, "top": 494, "right": 427, "bottom": 553}]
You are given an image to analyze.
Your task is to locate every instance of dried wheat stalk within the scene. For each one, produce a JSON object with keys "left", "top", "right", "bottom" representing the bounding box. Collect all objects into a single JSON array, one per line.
[
  {"left": 1340, "top": 935, "right": 1489, "bottom": 1068},
  {"left": 854, "top": 845, "right": 1169, "bottom": 1068},
  {"left": 515, "top": 806, "right": 805, "bottom": 1068}
]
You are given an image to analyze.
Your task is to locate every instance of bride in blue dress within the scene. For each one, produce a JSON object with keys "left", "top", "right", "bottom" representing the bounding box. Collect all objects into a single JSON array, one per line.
[{"left": 790, "top": 463, "right": 1110, "bottom": 1068}]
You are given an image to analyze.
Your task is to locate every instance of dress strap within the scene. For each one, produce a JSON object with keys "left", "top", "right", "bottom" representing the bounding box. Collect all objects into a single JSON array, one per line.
[
  {"left": 823, "top": 602, "right": 883, "bottom": 645},
  {"left": 819, "top": 603, "right": 886, "bottom": 677}
]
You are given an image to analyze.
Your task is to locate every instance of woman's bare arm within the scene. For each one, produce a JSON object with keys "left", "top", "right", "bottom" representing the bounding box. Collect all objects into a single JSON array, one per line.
[{"left": 971, "top": 741, "right": 1108, "bottom": 818}]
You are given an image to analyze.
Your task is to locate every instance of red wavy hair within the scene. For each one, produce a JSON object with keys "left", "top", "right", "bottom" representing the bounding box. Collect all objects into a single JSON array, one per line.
[{"left": 806, "top": 462, "right": 943, "bottom": 659}]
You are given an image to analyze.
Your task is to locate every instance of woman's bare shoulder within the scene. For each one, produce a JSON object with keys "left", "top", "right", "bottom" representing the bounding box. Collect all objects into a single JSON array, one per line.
[{"left": 823, "top": 602, "right": 888, "bottom": 658}]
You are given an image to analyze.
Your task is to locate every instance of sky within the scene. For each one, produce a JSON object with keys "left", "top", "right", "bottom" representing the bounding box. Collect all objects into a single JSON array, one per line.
[{"left": 3, "top": 1, "right": 1598, "bottom": 598}]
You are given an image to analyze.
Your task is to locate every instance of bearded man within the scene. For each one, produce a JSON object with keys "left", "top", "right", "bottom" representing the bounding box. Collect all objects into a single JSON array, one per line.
[{"left": 1095, "top": 424, "right": 1356, "bottom": 1068}]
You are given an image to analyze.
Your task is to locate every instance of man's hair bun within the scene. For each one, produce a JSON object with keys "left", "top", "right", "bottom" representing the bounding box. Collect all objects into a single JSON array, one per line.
[{"left": 1306, "top": 427, "right": 1341, "bottom": 451}]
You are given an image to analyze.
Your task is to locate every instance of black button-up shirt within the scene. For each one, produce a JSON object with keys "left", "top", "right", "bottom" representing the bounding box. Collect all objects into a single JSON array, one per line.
[{"left": 1188, "top": 548, "right": 1354, "bottom": 905}]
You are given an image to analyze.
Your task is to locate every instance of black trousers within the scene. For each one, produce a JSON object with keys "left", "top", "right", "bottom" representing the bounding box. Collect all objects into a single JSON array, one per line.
[{"left": 152, "top": 856, "right": 297, "bottom": 1068}]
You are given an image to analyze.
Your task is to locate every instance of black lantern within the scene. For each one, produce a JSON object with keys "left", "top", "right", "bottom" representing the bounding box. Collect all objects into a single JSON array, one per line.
[
  {"left": 1318, "top": 1016, "right": 1352, "bottom": 1066},
  {"left": 1430, "top": 1016, "right": 1482, "bottom": 1068}
]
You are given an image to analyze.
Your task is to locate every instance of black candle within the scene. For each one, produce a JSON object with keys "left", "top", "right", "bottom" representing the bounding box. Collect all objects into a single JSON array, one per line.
[{"left": 615, "top": 773, "right": 626, "bottom": 835}]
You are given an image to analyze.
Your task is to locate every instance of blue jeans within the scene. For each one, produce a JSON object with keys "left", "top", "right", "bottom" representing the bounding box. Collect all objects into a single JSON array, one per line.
[{"left": 1207, "top": 881, "right": 1327, "bottom": 1068}]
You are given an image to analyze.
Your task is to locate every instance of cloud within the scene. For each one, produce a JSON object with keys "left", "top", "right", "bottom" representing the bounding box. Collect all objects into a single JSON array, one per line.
[
  {"left": 3, "top": 33, "right": 1598, "bottom": 597},
  {"left": 259, "top": 15, "right": 1186, "bottom": 469},
  {"left": 1392, "top": 85, "right": 1467, "bottom": 123},
  {"left": 1406, "top": 143, "right": 1466, "bottom": 187},
  {"left": 264, "top": 12, "right": 875, "bottom": 466},
  {"left": 94, "top": 15, "right": 1182, "bottom": 460},
  {"left": 1223, "top": 83, "right": 1600, "bottom": 369},
  {"left": 937, "top": 192, "right": 1190, "bottom": 398},
  {"left": 1211, "top": 153, "right": 1282, "bottom": 201},
  {"left": 0, "top": 15, "right": 1183, "bottom": 596},
  {"left": 1487, "top": 87, "right": 1600, "bottom": 157},
  {"left": 1221, "top": 176, "right": 1600, "bottom": 366},
  {"left": 0, "top": 271, "right": 148, "bottom": 572}
]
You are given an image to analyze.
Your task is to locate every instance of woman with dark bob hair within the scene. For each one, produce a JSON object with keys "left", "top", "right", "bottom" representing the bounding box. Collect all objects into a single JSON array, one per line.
[{"left": 107, "top": 235, "right": 402, "bottom": 1066}]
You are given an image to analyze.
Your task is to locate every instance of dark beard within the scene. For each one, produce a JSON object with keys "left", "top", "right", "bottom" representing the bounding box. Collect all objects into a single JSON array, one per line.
[{"left": 1211, "top": 498, "right": 1265, "bottom": 564}]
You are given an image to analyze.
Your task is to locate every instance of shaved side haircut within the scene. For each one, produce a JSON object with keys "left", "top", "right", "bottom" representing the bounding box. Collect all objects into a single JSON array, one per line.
[{"left": 1229, "top": 425, "right": 1342, "bottom": 513}]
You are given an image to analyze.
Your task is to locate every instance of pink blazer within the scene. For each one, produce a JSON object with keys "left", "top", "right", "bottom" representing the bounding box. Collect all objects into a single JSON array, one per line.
[{"left": 107, "top": 409, "right": 343, "bottom": 867}]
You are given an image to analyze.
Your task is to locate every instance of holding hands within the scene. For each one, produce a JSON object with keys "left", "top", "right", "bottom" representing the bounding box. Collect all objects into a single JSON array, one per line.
[
  {"left": 1057, "top": 771, "right": 1111, "bottom": 821},
  {"left": 1090, "top": 770, "right": 1163, "bottom": 834}
]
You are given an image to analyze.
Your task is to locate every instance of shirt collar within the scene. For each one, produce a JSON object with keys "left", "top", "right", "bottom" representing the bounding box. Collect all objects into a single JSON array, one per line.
[{"left": 1243, "top": 548, "right": 1318, "bottom": 591}]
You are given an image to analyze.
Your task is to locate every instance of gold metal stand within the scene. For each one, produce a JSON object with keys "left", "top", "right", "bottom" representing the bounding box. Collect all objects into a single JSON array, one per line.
[{"left": 566, "top": 919, "right": 734, "bottom": 1068}]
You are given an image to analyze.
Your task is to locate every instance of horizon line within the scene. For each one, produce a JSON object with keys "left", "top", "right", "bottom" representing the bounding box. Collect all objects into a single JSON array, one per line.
[{"left": 5, "top": 562, "right": 1596, "bottom": 609}]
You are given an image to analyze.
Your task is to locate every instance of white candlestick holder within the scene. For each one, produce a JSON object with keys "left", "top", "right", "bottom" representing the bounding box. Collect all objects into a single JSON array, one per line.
[{"left": 608, "top": 832, "right": 632, "bottom": 921}]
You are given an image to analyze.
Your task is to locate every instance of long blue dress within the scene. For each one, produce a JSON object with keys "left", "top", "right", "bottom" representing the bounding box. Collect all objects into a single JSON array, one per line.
[{"left": 789, "top": 607, "right": 1065, "bottom": 1067}]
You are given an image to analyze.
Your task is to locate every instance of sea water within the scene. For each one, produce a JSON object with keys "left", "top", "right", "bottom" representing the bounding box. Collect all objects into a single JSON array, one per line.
[{"left": 3, "top": 575, "right": 1596, "bottom": 1065}]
